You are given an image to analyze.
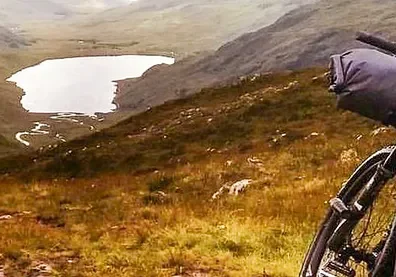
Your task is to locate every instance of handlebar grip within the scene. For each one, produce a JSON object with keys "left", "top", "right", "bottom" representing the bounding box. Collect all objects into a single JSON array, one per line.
[{"left": 356, "top": 31, "right": 396, "bottom": 55}]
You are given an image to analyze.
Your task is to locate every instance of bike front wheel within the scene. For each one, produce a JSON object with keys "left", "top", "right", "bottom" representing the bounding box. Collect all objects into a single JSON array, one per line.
[{"left": 300, "top": 146, "right": 396, "bottom": 277}]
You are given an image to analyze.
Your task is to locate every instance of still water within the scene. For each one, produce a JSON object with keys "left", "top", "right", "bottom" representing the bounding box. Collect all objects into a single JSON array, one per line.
[{"left": 7, "top": 55, "right": 175, "bottom": 115}]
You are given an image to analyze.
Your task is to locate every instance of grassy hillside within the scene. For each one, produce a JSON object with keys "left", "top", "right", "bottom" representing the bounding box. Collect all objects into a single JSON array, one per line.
[
  {"left": 0, "top": 68, "right": 395, "bottom": 276},
  {"left": 0, "top": 134, "right": 20, "bottom": 157}
]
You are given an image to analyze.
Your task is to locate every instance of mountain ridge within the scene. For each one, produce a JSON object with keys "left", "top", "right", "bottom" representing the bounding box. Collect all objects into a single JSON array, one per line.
[
  {"left": 40, "top": 0, "right": 318, "bottom": 57},
  {"left": 114, "top": 0, "right": 396, "bottom": 112}
]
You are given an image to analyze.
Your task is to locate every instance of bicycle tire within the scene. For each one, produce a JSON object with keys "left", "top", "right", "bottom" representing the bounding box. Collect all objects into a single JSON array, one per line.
[{"left": 300, "top": 145, "right": 396, "bottom": 277}]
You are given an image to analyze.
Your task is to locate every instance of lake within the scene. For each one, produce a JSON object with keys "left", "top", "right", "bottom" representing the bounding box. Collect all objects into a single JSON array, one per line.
[{"left": 7, "top": 55, "right": 175, "bottom": 115}]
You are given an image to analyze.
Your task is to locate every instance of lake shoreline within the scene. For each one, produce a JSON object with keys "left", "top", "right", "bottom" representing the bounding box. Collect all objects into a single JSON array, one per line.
[
  {"left": 0, "top": 37, "right": 179, "bottom": 153},
  {"left": 6, "top": 54, "right": 174, "bottom": 147},
  {"left": 7, "top": 55, "right": 175, "bottom": 115}
]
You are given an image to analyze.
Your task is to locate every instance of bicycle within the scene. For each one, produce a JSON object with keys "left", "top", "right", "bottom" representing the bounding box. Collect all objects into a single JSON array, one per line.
[{"left": 300, "top": 32, "right": 396, "bottom": 277}]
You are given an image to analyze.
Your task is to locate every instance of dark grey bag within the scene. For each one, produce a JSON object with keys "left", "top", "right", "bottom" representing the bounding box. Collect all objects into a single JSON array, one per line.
[{"left": 329, "top": 48, "right": 396, "bottom": 125}]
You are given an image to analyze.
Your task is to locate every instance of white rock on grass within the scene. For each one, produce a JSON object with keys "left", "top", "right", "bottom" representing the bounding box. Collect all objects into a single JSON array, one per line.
[
  {"left": 229, "top": 179, "right": 252, "bottom": 195},
  {"left": 211, "top": 179, "right": 253, "bottom": 200},
  {"left": 211, "top": 185, "right": 229, "bottom": 200},
  {"left": 247, "top": 157, "right": 264, "bottom": 167},
  {"left": 0, "top": 215, "right": 12, "bottom": 220},
  {"left": 304, "top": 132, "right": 321, "bottom": 140},
  {"left": 371, "top": 127, "right": 391, "bottom": 137},
  {"left": 225, "top": 160, "right": 233, "bottom": 167},
  {"left": 28, "top": 262, "right": 53, "bottom": 277}
]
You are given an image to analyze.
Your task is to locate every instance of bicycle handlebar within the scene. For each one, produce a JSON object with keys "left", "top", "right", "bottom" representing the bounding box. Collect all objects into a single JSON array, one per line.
[{"left": 356, "top": 31, "right": 396, "bottom": 55}]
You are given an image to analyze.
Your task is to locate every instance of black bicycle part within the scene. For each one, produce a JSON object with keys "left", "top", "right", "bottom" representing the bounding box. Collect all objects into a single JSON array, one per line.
[
  {"left": 371, "top": 217, "right": 396, "bottom": 277},
  {"left": 300, "top": 146, "right": 396, "bottom": 277},
  {"left": 356, "top": 32, "right": 396, "bottom": 55},
  {"left": 326, "top": 158, "right": 396, "bottom": 253}
]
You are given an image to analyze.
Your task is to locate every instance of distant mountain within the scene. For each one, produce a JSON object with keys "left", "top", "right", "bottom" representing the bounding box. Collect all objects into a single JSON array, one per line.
[
  {"left": 0, "top": 0, "right": 134, "bottom": 26},
  {"left": 0, "top": 0, "right": 69, "bottom": 25},
  {"left": 114, "top": 0, "right": 396, "bottom": 111},
  {"left": 68, "top": 0, "right": 318, "bottom": 56},
  {"left": 50, "top": 0, "right": 134, "bottom": 13},
  {"left": 0, "top": 0, "right": 134, "bottom": 47}
]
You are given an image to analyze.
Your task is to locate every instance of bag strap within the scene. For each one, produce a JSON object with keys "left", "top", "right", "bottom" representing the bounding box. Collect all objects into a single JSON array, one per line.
[{"left": 329, "top": 54, "right": 346, "bottom": 93}]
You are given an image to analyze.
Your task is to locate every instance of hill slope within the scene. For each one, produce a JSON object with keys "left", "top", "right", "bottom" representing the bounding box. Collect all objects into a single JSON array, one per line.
[
  {"left": 114, "top": 0, "right": 396, "bottom": 112},
  {"left": 0, "top": 134, "right": 21, "bottom": 157},
  {"left": 0, "top": 68, "right": 388, "bottom": 179},
  {"left": 1, "top": 68, "right": 395, "bottom": 276}
]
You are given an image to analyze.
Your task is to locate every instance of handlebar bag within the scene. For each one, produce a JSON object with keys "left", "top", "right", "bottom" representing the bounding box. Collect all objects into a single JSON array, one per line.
[{"left": 329, "top": 48, "right": 396, "bottom": 126}]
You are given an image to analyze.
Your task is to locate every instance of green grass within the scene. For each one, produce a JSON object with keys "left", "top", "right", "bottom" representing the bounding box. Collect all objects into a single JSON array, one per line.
[{"left": 0, "top": 68, "right": 395, "bottom": 276}]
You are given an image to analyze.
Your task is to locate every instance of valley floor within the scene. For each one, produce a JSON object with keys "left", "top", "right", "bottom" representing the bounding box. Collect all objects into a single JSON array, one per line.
[{"left": 0, "top": 69, "right": 395, "bottom": 276}]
